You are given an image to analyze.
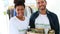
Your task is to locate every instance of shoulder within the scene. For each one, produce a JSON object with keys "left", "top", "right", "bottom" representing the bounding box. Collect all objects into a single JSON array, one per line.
[
  {"left": 48, "top": 11, "right": 58, "bottom": 17},
  {"left": 10, "top": 16, "right": 16, "bottom": 22},
  {"left": 31, "top": 11, "right": 39, "bottom": 17},
  {"left": 25, "top": 16, "right": 29, "bottom": 21},
  {"left": 48, "top": 11, "right": 59, "bottom": 21}
]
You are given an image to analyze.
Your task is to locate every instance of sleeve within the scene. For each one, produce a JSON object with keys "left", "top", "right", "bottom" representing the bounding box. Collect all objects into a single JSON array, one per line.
[
  {"left": 9, "top": 19, "right": 19, "bottom": 34},
  {"left": 54, "top": 14, "right": 59, "bottom": 34},
  {"left": 29, "top": 14, "right": 35, "bottom": 28}
]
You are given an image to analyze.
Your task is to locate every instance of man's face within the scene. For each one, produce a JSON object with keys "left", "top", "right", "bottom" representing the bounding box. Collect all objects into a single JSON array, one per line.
[
  {"left": 16, "top": 5, "right": 25, "bottom": 17},
  {"left": 36, "top": 0, "right": 47, "bottom": 10}
]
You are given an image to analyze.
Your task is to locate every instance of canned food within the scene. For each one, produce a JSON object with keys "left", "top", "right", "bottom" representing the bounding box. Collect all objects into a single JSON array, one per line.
[
  {"left": 27, "top": 32, "right": 40, "bottom": 34},
  {"left": 48, "top": 29, "right": 55, "bottom": 34},
  {"left": 27, "top": 28, "right": 45, "bottom": 34},
  {"left": 35, "top": 28, "right": 45, "bottom": 34}
]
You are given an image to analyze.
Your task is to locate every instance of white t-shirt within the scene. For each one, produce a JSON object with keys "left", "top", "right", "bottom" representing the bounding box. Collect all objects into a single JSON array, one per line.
[
  {"left": 35, "top": 14, "right": 51, "bottom": 34},
  {"left": 9, "top": 16, "right": 29, "bottom": 34}
]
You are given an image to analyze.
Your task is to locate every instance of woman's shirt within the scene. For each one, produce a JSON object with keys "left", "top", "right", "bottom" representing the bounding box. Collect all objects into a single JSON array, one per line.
[{"left": 10, "top": 16, "right": 29, "bottom": 34}]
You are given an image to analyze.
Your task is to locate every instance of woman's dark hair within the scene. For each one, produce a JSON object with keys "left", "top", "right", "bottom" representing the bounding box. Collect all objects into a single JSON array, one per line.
[
  {"left": 14, "top": 0, "right": 25, "bottom": 4},
  {"left": 14, "top": 0, "right": 25, "bottom": 8}
]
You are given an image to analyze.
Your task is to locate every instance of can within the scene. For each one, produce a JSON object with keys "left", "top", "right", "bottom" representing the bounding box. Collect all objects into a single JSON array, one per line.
[
  {"left": 48, "top": 29, "right": 55, "bottom": 34},
  {"left": 35, "top": 28, "right": 45, "bottom": 34}
]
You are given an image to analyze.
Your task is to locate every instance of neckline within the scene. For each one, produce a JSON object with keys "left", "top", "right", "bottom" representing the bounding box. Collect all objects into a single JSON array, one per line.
[
  {"left": 15, "top": 16, "right": 26, "bottom": 22},
  {"left": 39, "top": 14, "right": 47, "bottom": 16}
]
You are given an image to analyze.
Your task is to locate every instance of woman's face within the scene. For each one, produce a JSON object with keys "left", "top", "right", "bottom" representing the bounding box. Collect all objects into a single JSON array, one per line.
[{"left": 16, "top": 5, "right": 25, "bottom": 17}]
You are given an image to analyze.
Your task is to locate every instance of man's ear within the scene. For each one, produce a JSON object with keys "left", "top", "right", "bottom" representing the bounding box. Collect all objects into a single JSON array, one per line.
[{"left": 45, "top": 1, "right": 47, "bottom": 5}]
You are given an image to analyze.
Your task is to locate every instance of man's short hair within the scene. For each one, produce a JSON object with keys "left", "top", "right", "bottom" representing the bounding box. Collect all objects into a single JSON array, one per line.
[{"left": 36, "top": 0, "right": 46, "bottom": 2}]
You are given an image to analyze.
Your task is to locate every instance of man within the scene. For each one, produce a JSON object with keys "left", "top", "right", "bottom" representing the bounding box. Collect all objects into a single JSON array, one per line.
[{"left": 29, "top": 0, "right": 59, "bottom": 34}]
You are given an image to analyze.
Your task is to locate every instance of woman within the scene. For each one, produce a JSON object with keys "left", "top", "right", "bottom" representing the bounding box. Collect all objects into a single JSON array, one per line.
[{"left": 9, "top": 1, "right": 29, "bottom": 34}]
